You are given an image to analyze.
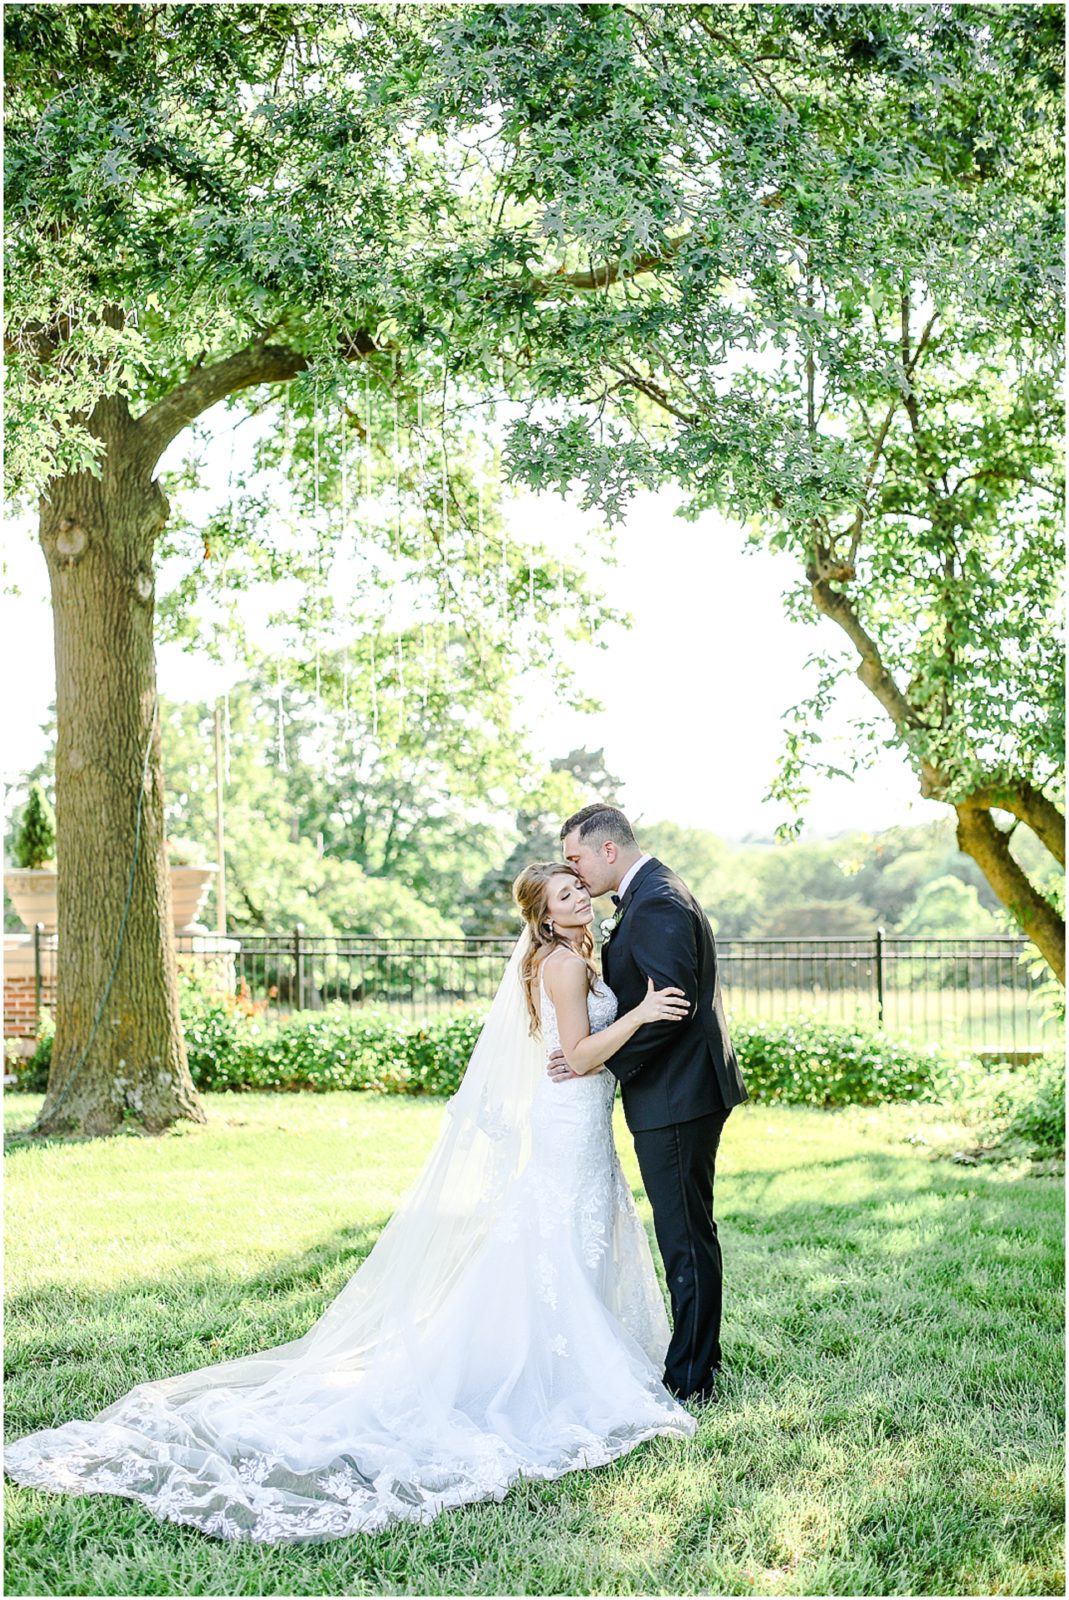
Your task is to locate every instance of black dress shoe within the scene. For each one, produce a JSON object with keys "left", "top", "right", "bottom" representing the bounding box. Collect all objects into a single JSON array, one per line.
[{"left": 666, "top": 1368, "right": 720, "bottom": 1404}]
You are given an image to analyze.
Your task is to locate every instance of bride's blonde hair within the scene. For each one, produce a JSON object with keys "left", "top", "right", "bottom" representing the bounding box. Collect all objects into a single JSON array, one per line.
[{"left": 512, "top": 861, "right": 598, "bottom": 1035}]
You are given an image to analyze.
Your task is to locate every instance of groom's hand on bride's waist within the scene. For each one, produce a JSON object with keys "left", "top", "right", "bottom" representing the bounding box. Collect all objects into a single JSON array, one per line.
[{"left": 547, "top": 1049, "right": 603, "bottom": 1082}]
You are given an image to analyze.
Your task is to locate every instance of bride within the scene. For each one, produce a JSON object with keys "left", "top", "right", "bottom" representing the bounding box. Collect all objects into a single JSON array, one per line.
[{"left": 5, "top": 862, "right": 697, "bottom": 1544}]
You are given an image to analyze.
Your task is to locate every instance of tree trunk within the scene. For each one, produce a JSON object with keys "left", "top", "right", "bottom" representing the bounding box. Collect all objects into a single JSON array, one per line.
[
  {"left": 955, "top": 802, "right": 1066, "bottom": 984},
  {"left": 33, "top": 393, "right": 206, "bottom": 1136}
]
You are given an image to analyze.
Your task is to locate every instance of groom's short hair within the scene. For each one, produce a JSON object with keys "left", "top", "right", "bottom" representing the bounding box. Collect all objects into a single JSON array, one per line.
[{"left": 560, "top": 804, "right": 637, "bottom": 848}]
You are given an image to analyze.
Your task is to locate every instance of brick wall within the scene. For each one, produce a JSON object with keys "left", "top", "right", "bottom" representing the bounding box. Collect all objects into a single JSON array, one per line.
[
  {"left": 4, "top": 937, "right": 56, "bottom": 1058},
  {"left": 4, "top": 973, "right": 55, "bottom": 1053},
  {"left": 4, "top": 933, "right": 236, "bottom": 1060}
]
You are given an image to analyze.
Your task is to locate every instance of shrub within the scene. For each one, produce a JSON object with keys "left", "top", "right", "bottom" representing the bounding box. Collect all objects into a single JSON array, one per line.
[
  {"left": 183, "top": 1003, "right": 487, "bottom": 1096},
  {"left": 181, "top": 1005, "right": 944, "bottom": 1106},
  {"left": 730, "top": 1014, "right": 946, "bottom": 1106},
  {"left": 1004, "top": 1052, "right": 1065, "bottom": 1155},
  {"left": 13, "top": 987, "right": 952, "bottom": 1110},
  {"left": 402, "top": 1012, "right": 486, "bottom": 1095},
  {"left": 179, "top": 1004, "right": 944, "bottom": 1105},
  {"left": 15, "top": 1007, "right": 54, "bottom": 1093},
  {"left": 927, "top": 1049, "right": 1065, "bottom": 1158},
  {"left": 14, "top": 782, "right": 56, "bottom": 870}
]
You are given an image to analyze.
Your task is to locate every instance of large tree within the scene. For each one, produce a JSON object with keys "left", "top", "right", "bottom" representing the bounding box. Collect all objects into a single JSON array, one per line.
[
  {"left": 421, "top": 3, "right": 1065, "bottom": 977},
  {"left": 4, "top": 2, "right": 617, "bottom": 1135}
]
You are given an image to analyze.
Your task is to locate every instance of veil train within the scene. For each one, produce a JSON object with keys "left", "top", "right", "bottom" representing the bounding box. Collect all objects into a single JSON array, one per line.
[{"left": 5, "top": 930, "right": 694, "bottom": 1543}]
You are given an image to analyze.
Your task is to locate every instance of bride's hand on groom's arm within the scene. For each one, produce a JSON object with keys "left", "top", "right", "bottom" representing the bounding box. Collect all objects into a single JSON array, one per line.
[{"left": 633, "top": 975, "right": 690, "bottom": 1028}]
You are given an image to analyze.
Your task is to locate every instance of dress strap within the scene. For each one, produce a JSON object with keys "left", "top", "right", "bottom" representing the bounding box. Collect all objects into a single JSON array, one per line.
[{"left": 538, "top": 960, "right": 561, "bottom": 1015}]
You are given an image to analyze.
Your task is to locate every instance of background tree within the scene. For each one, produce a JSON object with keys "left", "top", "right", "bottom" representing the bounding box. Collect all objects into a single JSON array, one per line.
[
  {"left": 897, "top": 877, "right": 999, "bottom": 938},
  {"left": 157, "top": 669, "right": 511, "bottom": 934},
  {"left": 751, "top": 898, "right": 875, "bottom": 939},
  {"left": 12, "top": 722, "right": 1034, "bottom": 944},
  {"left": 639, "top": 820, "right": 765, "bottom": 938},
  {"left": 462, "top": 747, "right": 626, "bottom": 932}
]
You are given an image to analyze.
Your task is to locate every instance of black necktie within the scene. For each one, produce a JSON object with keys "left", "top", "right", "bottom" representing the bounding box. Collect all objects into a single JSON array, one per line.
[{"left": 610, "top": 893, "right": 621, "bottom": 906}]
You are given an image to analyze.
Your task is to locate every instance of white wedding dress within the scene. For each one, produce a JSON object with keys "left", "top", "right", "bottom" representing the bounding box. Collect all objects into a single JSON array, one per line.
[{"left": 5, "top": 952, "right": 696, "bottom": 1544}]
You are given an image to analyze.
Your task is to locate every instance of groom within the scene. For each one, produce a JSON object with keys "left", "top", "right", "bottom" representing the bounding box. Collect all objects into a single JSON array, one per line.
[{"left": 548, "top": 804, "right": 748, "bottom": 1403}]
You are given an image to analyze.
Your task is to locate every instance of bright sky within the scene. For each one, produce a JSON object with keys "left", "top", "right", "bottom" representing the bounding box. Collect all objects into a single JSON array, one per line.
[
  {"left": 507, "top": 485, "right": 937, "bottom": 839},
  {"left": 2, "top": 410, "right": 939, "bottom": 842}
]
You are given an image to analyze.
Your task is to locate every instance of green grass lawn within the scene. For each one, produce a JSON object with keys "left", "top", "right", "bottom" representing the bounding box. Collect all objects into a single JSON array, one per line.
[{"left": 4, "top": 1092, "right": 1064, "bottom": 1597}]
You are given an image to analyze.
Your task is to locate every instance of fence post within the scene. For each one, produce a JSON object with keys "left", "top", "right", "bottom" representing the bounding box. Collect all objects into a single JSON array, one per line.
[
  {"left": 33, "top": 922, "right": 43, "bottom": 1016},
  {"left": 875, "top": 926, "right": 885, "bottom": 1027},
  {"left": 293, "top": 922, "right": 304, "bottom": 1011}
]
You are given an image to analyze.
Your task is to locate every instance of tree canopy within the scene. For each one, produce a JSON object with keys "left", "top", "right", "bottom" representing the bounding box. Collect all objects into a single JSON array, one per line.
[{"left": 412, "top": 3, "right": 1066, "bottom": 972}]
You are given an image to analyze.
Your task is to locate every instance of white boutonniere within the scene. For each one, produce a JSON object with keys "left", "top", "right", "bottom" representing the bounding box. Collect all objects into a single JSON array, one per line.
[{"left": 599, "top": 908, "right": 623, "bottom": 941}]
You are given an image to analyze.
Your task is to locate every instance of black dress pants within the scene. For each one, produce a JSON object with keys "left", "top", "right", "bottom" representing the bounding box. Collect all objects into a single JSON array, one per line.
[{"left": 632, "top": 1107, "right": 731, "bottom": 1400}]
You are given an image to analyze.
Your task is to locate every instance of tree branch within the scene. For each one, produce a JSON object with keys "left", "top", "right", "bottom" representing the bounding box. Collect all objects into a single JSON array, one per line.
[
  {"left": 841, "top": 311, "right": 938, "bottom": 566},
  {"left": 965, "top": 779, "right": 1066, "bottom": 867},
  {"left": 900, "top": 298, "right": 943, "bottom": 513},
  {"left": 811, "top": 576, "right": 1064, "bottom": 978},
  {"left": 4, "top": 310, "right": 77, "bottom": 365},
  {"left": 807, "top": 557, "right": 1065, "bottom": 978},
  {"left": 809, "top": 580, "right": 917, "bottom": 732},
  {"left": 691, "top": 12, "right": 794, "bottom": 111},
  {"left": 605, "top": 360, "right": 699, "bottom": 425},
  {"left": 133, "top": 327, "right": 380, "bottom": 470},
  {"left": 527, "top": 190, "right": 786, "bottom": 295},
  {"left": 527, "top": 235, "right": 688, "bottom": 293}
]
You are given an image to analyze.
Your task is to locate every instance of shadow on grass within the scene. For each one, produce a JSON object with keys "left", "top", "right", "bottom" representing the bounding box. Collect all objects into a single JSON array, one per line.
[
  {"left": 4, "top": 1218, "right": 388, "bottom": 1434},
  {"left": 7, "top": 1145, "right": 1061, "bottom": 1428}
]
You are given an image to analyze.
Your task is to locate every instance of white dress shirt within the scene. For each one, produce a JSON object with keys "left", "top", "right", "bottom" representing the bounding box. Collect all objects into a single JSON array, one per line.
[{"left": 616, "top": 853, "right": 652, "bottom": 901}]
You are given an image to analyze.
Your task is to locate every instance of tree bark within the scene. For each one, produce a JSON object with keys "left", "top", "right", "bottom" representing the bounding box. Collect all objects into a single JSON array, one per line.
[
  {"left": 955, "top": 802, "right": 1065, "bottom": 983},
  {"left": 965, "top": 780, "right": 1066, "bottom": 868},
  {"left": 33, "top": 391, "right": 206, "bottom": 1136}
]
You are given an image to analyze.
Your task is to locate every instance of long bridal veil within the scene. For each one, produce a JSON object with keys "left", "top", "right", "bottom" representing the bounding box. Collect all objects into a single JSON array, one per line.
[
  {"left": 8, "top": 928, "right": 637, "bottom": 1542},
  {"left": 154, "top": 926, "right": 549, "bottom": 1390}
]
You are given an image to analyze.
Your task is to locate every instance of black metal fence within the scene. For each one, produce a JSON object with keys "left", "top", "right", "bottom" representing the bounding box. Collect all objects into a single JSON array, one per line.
[
  {"left": 227, "top": 931, "right": 518, "bottom": 1018},
  {"left": 715, "top": 934, "right": 1059, "bottom": 1052},
  {"left": 31, "top": 926, "right": 1062, "bottom": 1054}
]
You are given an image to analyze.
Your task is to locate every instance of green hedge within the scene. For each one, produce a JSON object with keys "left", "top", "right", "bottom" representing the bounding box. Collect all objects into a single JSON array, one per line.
[
  {"left": 199, "top": 1009, "right": 949, "bottom": 1104},
  {"left": 183, "top": 999, "right": 486, "bottom": 1095},
  {"left": 17, "top": 988, "right": 1060, "bottom": 1154},
  {"left": 729, "top": 1015, "right": 946, "bottom": 1107},
  {"left": 18, "top": 989, "right": 952, "bottom": 1108}
]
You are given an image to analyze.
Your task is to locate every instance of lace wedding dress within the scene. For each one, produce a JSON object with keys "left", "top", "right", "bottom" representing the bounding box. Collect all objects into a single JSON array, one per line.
[{"left": 5, "top": 946, "right": 696, "bottom": 1544}]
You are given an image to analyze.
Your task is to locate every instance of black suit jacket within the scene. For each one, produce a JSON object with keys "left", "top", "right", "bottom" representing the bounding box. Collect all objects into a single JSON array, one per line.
[{"left": 600, "top": 858, "right": 748, "bottom": 1132}]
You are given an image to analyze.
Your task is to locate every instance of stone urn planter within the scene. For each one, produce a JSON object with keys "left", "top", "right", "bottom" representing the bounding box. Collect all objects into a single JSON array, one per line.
[
  {"left": 169, "top": 863, "right": 219, "bottom": 935},
  {"left": 3, "top": 867, "right": 58, "bottom": 934},
  {"left": 4, "top": 861, "right": 218, "bottom": 936}
]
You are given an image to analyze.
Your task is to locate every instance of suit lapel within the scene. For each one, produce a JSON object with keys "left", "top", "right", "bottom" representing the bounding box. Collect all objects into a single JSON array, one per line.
[
  {"left": 604, "top": 858, "right": 663, "bottom": 971},
  {"left": 614, "top": 856, "right": 662, "bottom": 925}
]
